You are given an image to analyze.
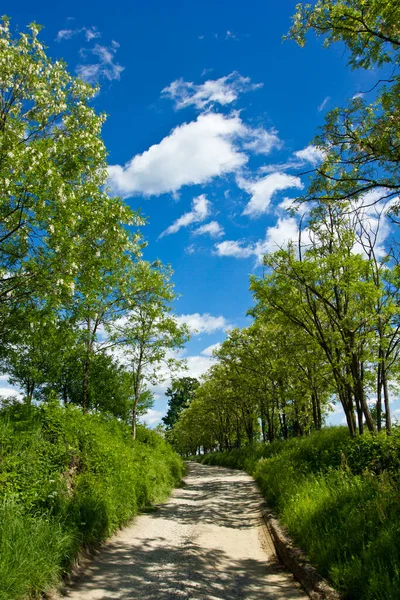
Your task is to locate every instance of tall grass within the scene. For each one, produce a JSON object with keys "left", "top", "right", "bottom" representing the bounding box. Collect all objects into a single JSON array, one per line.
[
  {"left": 198, "top": 427, "right": 400, "bottom": 600},
  {"left": 0, "top": 402, "right": 184, "bottom": 599}
]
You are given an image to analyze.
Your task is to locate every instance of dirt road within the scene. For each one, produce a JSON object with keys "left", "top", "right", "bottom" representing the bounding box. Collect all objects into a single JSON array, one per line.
[{"left": 61, "top": 462, "right": 307, "bottom": 600}]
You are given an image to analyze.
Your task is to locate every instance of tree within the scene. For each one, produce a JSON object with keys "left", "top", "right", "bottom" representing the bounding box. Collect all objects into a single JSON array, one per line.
[
  {"left": 286, "top": 0, "right": 400, "bottom": 213},
  {"left": 111, "top": 261, "right": 189, "bottom": 438},
  {"left": 162, "top": 377, "right": 199, "bottom": 429},
  {"left": 0, "top": 18, "right": 140, "bottom": 341}
]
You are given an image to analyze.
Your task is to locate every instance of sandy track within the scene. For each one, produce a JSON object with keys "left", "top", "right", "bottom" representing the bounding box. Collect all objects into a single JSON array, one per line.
[{"left": 61, "top": 462, "right": 307, "bottom": 600}]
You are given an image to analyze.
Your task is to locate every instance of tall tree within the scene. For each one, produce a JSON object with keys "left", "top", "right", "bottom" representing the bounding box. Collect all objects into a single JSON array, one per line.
[
  {"left": 111, "top": 261, "right": 189, "bottom": 438},
  {"left": 0, "top": 18, "right": 140, "bottom": 341},
  {"left": 162, "top": 377, "right": 199, "bottom": 430}
]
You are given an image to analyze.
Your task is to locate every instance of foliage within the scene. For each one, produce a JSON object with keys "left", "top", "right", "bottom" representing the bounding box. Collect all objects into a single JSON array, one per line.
[
  {"left": 110, "top": 261, "right": 190, "bottom": 438},
  {"left": 163, "top": 377, "right": 200, "bottom": 430},
  {"left": 0, "top": 401, "right": 184, "bottom": 599},
  {"left": 0, "top": 17, "right": 142, "bottom": 329},
  {"left": 170, "top": 318, "right": 334, "bottom": 454},
  {"left": 196, "top": 427, "right": 400, "bottom": 599}
]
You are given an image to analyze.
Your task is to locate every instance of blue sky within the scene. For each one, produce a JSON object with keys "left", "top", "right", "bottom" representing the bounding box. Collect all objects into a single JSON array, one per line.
[{"left": 3, "top": 0, "right": 398, "bottom": 426}]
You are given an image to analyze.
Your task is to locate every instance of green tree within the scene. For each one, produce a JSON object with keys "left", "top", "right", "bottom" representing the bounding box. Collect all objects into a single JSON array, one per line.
[
  {"left": 162, "top": 377, "right": 199, "bottom": 430},
  {"left": 0, "top": 18, "right": 140, "bottom": 340},
  {"left": 286, "top": 0, "right": 400, "bottom": 212},
  {"left": 111, "top": 261, "right": 189, "bottom": 438}
]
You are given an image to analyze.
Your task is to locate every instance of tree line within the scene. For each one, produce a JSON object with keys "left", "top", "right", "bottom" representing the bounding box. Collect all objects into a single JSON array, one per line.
[
  {"left": 0, "top": 18, "right": 189, "bottom": 437},
  {"left": 170, "top": 0, "right": 400, "bottom": 454}
]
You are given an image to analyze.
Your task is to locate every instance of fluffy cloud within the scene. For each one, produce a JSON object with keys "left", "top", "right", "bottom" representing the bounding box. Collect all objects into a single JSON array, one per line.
[
  {"left": 162, "top": 72, "right": 262, "bottom": 110},
  {"left": 76, "top": 41, "right": 124, "bottom": 83},
  {"left": 176, "top": 313, "right": 231, "bottom": 334},
  {"left": 242, "top": 127, "right": 281, "bottom": 155},
  {"left": 215, "top": 216, "right": 301, "bottom": 263},
  {"left": 160, "top": 195, "right": 210, "bottom": 237},
  {"left": 239, "top": 172, "right": 303, "bottom": 217},
  {"left": 294, "top": 145, "right": 325, "bottom": 166},
  {"left": 108, "top": 113, "right": 247, "bottom": 197},
  {"left": 260, "top": 216, "right": 300, "bottom": 255},
  {"left": 56, "top": 29, "right": 76, "bottom": 42},
  {"left": 214, "top": 240, "right": 255, "bottom": 259},
  {"left": 185, "top": 355, "right": 215, "bottom": 378},
  {"left": 0, "top": 385, "right": 23, "bottom": 402},
  {"left": 193, "top": 221, "right": 224, "bottom": 238},
  {"left": 139, "top": 408, "right": 165, "bottom": 427},
  {"left": 201, "top": 342, "right": 222, "bottom": 356}
]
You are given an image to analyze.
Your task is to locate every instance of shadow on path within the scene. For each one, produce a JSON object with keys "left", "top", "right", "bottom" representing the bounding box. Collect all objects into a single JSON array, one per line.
[{"left": 62, "top": 463, "right": 306, "bottom": 600}]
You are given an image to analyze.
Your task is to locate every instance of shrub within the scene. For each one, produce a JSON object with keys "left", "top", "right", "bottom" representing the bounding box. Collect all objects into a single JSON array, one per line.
[{"left": 0, "top": 402, "right": 184, "bottom": 598}]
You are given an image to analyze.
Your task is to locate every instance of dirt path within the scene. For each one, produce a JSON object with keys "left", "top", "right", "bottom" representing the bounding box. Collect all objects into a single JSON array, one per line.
[{"left": 61, "top": 462, "right": 307, "bottom": 600}]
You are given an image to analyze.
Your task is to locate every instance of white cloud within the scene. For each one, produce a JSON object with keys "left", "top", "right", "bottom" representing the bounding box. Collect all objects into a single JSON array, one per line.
[
  {"left": 318, "top": 96, "right": 331, "bottom": 112},
  {"left": 85, "top": 26, "right": 101, "bottom": 41},
  {"left": 239, "top": 172, "right": 303, "bottom": 217},
  {"left": 76, "top": 41, "right": 124, "bottom": 83},
  {"left": 160, "top": 195, "right": 210, "bottom": 237},
  {"left": 201, "top": 342, "right": 222, "bottom": 356},
  {"left": 277, "top": 197, "right": 297, "bottom": 211},
  {"left": 393, "top": 409, "right": 400, "bottom": 422},
  {"left": 162, "top": 71, "right": 262, "bottom": 110},
  {"left": 294, "top": 145, "right": 325, "bottom": 166},
  {"left": 260, "top": 216, "right": 300, "bottom": 255},
  {"left": 185, "top": 355, "right": 215, "bottom": 378},
  {"left": 349, "top": 190, "right": 395, "bottom": 258},
  {"left": 108, "top": 113, "right": 247, "bottom": 197},
  {"left": 214, "top": 240, "right": 255, "bottom": 259},
  {"left": 0, "top": 386, "right": 23, "bottom": 401},
  {"left": 56, "top": 29, "right": 76, "bottom": 42},
  {"left": 56, "top": 26, "right": 101, "bottom": 43},
  {"left": 193, "top": 221, "right": 224, "bottom": 238},
  {"left": 215, "top": 216, "right": 301, "bottom": 263},
  {"left": 139, "top": 408, "right": 165, "bottom": 427},
  {"left": 242, "top": 127, "right": 281, "bottom": 155},
  {"left": 176, "top": 313, "right": 231, "bottom": 334}
]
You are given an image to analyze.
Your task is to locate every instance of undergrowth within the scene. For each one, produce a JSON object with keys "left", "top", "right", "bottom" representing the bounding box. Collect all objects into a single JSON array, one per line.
[
  {"left": 196, "top": 427, "right": 400, "bottom": 600},
  {"left": 0, "top": 402, "right": 184, "bottom": 600}
]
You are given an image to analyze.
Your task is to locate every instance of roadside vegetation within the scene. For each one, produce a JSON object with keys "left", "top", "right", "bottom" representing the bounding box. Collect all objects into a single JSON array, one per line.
[
  {"left": 0, "top": 17, "right": 186, "bottom": 600},
  {"left": 195, "top": 428, "right": 400, "bottom": 600},
  {"left": 0, "top": 401, "right": 184, "bottom": 600}
]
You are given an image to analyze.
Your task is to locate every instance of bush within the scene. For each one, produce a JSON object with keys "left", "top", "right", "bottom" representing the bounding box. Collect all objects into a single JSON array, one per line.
[
  {"left": 0, "top": 402, "right": 184, "bottom": 599},
  {"left": 197, "top": 427, "right": 400, "bottom": 599}
]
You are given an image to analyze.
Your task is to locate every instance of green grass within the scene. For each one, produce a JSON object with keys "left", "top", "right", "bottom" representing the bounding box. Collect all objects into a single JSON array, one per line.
[
  {"left": 196, "top": 427, "right": 400, "bottom": 600},
  {"left": 0, "top": 401, "right": 184, "bottom": 599}
]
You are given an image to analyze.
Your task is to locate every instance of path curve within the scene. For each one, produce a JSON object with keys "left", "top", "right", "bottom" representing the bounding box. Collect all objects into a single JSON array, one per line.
[{"left": 61, "top": 462, "right": 307, "bottom": 600}]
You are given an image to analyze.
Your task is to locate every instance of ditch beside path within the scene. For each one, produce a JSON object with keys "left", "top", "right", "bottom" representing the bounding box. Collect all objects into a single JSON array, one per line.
[{"left": 60, "top": 462, "right": 307, "bottom": 600}]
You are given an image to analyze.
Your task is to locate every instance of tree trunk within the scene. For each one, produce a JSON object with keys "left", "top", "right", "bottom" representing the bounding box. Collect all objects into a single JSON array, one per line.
[
  {"left": 351, "top": 355, "right": 375, "bottom": 433},
  {"left": 132, "top": 354, "right": 143, "bottom": 440},
  {"left": 382, "top": 360, "right": 392, "bottom": 435},
  {"left": 25, "top": 379, "right": 35, "bottom": 404},
  {"left": 354, "top": 394, "right": 364, "bottom": 435},
  {"left": 82, "top": 317, "right": 92, "bottom": 413},
  {"left": 311, "top": 389, "right": 319, "bottom": 430},
  {"left": 376, "top": 358, "right": 382, "bottom": 432}
]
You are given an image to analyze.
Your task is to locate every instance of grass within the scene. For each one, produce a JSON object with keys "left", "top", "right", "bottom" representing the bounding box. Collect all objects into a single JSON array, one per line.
[
  {"left": 196, "top": 427, "right": 400, "bottom": 600},
  {"left": 0, "top": 401, "right": 184, "bottom": 599}
]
